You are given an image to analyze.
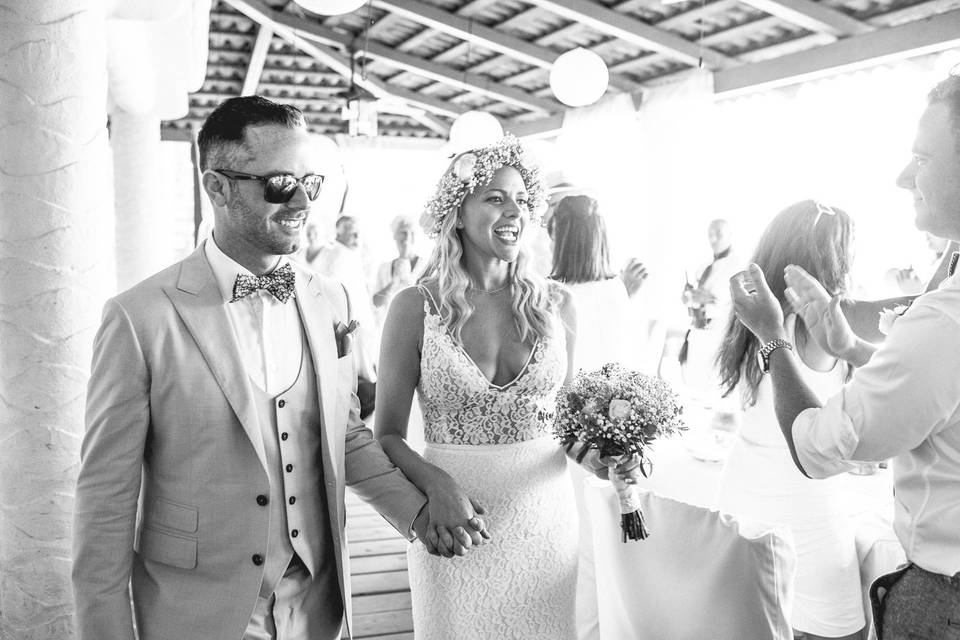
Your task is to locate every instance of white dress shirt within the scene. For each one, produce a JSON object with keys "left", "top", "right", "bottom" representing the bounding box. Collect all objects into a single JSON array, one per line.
[
  {"left": 793, "top": 266, "right": 960, "bottom": 576},
  {"left": 205, "top": 237, "right": 302, "bottom": 396}
]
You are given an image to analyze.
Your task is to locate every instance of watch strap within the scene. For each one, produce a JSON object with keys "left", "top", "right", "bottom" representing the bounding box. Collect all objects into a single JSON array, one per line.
[{"left": 758, "top": 338, "right": 793, "bottom": 373}]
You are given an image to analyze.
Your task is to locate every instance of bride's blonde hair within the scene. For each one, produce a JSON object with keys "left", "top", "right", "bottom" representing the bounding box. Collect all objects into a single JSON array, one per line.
[{"left": 420, "top": 139, "right": 558, "bottom": 345}]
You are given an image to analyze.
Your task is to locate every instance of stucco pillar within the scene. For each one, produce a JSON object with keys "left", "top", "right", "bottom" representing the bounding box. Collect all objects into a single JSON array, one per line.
[
  {"left": 111, "top": 109, "right": 168, "bottom": 291},
  {"left": 0, "top": 2, "right": 112, "bottom": 639}
]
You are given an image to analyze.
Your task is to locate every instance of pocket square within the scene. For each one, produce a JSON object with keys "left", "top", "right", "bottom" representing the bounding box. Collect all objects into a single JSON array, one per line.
[{"left": 334, "top": 320, "right": 359, "bottom": 358}]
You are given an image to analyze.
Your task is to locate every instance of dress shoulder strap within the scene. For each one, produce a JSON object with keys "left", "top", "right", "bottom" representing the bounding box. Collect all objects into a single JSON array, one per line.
[{"left": 417, "top": 284, "right": 440, "bottom": 316}]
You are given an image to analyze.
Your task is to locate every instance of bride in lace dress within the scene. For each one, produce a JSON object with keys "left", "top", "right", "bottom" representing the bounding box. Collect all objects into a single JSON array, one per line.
[{"left": 375, "top": 137, "right": 599, "bottom": 639}]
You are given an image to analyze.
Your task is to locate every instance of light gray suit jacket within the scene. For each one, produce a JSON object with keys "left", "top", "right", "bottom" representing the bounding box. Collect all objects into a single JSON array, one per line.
[{"left": 72, "top": 245, "right": 426, "bottom": 640}]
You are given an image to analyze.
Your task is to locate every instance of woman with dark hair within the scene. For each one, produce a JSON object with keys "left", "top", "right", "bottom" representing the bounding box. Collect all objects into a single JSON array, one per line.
[
  {"left": 715, "top": 200, "right": 864, "bottom": 640},
  {"left": 550, "top": 195, "right": 648, "bottom": 373}
]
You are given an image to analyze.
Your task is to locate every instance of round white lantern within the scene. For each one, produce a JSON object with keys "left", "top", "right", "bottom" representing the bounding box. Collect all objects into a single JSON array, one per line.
[
  {"left": 549, "top": 48, "right": 609, "bottom": 108},
  {"left": 448, "top": 110, "right": 504, "bottom": 154},
  {"left": 294, "top": 0, "right": 366, "bottom": 16}
]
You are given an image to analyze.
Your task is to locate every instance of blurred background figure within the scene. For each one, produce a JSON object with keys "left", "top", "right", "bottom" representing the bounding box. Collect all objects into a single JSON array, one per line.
[
  {"left": 679, "top": 218, "right": 742, "bottom": 411},
  {"left": 549, "top": 195, "right": 646, "bottom": 372},
  {"left": 548, "top": 193, "right": 648, "bottom": 640},
  {"left": 716, "top": 200, "right": 864, "bottom": 640},
  {"left": 299, "top": 221, "right": 324, "bottom": 268},
  {"left": 884, "top": 231, "right": 950, "bottom": 295},
  {"left": 373, "top": 215, "right": 425, "bottom": 313},
  {"left": 314, "top": 215, "right": 379, "bottom": 417}
]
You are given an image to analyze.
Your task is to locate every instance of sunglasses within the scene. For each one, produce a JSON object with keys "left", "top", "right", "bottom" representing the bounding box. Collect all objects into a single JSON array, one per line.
[{"left": 216, "top": 169, "right": 324, "bottom": 204}]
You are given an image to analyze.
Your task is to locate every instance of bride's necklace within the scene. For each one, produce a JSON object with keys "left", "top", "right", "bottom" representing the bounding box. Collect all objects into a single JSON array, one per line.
[{"left": 470, "top": 282, "right": 511, "bottom": 294}]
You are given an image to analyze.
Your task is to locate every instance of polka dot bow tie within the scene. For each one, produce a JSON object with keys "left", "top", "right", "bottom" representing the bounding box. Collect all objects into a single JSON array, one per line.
[{"left": 230, "top": 263, "right": 296, "bottom": 304}]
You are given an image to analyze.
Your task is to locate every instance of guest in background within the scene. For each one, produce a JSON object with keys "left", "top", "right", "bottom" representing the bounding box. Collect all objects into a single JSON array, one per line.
[
  {"left": 314, "top": 215, "right": 379, "bottom": 417},
  {"left": 548, "top": 193, "right": 648, "bottom": 640},
  {"left": 373, "top": 215, "right": 425, "bottom": 312},
  {"left": 884, "top": 232, "right": 951, "bottom": 295},
  {"left": 679, "top": 218, "right": 742, "bottom": 406},
  {"left": 716, "top": 200, "right": 864, "bottom": 640},
  {"left": 730, "top": 75, "right": 960, "bottom": 639},
  {"left": 299, "top": 221, "right": 324, "bottom": 267},
  {"left": 549, "top": 194, "right": 647, "bottom": 372}
]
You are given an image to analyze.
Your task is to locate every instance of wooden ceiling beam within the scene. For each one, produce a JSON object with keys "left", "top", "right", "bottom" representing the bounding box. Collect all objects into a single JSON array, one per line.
[
  {"left": 224, "top": 0, "right": 476, "bottom": 120},
  {"left": 735, "top": 0, "right": 873, "bottom": 37},
  {"left": 241, "top": 24, "right": 274, "bottom": 95},
  {"left": 503, "top": 113, "right": 565, "bottom": 140},
  {"left": 713, "top": 8, "right": 960, "bottom": 95},
  {"left": 239, "top": 0, "right": 557, "bottom": 114},
  {"left": 360, "top": 42, "right": 560, "bottom": 113},
  {"left": 371, "top": 0, "right": 558, "bottom": 68},
  {"left": 521, "top": 0, "right": 736, "bottom": 68}
]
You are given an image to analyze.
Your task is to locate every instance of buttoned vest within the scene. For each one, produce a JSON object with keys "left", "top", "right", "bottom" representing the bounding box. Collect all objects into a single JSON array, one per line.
[{"left": 250, "top": 327, "right": 336, "bottom": 598}]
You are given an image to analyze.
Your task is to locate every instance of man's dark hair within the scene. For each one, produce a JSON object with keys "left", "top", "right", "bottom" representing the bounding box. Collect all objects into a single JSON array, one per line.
[
  {"left": 335, "top": 215, "right": 356, "bottom": 228},
  {"left": 928, "top": 74, "right": 960, "bottom": 147},
  {"left": 197, "top": 96, "right": 306, "bottom": 171}
]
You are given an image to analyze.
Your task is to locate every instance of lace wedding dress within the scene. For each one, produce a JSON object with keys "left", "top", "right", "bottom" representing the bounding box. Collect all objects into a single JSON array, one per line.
[{"left": 407, "top": 291, "right": 578, "bottom": 640}]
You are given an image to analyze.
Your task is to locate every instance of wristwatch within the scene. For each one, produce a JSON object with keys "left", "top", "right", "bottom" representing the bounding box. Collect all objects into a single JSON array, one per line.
[{"left": 757, "top": 338, "right": 793, "bottom": 373}]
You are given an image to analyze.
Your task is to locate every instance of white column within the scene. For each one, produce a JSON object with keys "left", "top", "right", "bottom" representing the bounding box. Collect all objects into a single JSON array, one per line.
[
  {"left": 111, "top": 109, "right": 169, "bottom": 291},
  {"left": 0, "top": 1, "right": 112, "bottom": 639}
]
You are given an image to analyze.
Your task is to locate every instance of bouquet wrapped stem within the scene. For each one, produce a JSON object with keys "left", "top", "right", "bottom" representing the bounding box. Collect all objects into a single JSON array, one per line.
[
  {"left": 610, "top": 460, "right": 648, "bottom": 541},
  {"left": 559, "top": 364, "right": 685, "bottom": 543}
]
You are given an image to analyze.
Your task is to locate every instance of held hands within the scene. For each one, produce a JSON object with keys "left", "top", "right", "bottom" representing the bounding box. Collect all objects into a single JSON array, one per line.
[
  {"left": 417, "top": 477, "right": 491, "bottom": 558},
  {"left": 729, "top": 264, "right": 785, "bottom": 343},
  {"left": 783, "top": 265, "right": 860, "bottom": 361}
]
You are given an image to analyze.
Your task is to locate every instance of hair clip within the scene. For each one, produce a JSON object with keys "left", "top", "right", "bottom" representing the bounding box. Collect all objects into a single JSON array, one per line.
[{"left": 813, "top": 202, "right": 837, "bottom": 227}]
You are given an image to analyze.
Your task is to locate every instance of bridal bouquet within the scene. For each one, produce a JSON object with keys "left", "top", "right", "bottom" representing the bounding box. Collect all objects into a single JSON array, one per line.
[{"left": 554, "top": 363, "right": 685, "bottom": 541}]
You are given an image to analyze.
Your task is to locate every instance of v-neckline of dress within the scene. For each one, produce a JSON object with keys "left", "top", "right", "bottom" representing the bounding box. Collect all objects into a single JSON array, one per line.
[{"left": 448, "top": 329, "right": 540, "bottom": 391}]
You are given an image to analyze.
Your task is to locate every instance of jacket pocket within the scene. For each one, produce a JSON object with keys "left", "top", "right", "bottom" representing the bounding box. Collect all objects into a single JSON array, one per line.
[
  {"left": 138, "top": 526, "right": 198, "bottom": 569},
  {"left": 144, "top": 497, "right": 198, "bottom": 534}
]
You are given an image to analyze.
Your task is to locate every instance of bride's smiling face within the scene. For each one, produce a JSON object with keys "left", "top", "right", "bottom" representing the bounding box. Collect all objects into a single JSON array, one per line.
[{"left": 457, "top": 166, "right": 529, "bottom": 264}]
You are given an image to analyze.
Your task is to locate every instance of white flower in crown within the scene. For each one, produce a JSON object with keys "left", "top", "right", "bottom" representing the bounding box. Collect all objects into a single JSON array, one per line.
[
  {"left": 452, "top": 152, "right": 478, "bottom": 182},
  {"left": 878, "top": 304, "right": 909, "bottom": 336},
  {"left": 608, "top": 398, "right": 632, "bottom": 422},
  {"left": 421, "top": 134, "right": 546, "bottom": 238}
]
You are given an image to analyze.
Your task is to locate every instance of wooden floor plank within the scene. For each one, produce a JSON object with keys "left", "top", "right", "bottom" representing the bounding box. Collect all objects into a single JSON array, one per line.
[
  {"left": 349, "top": 537, "right": 408, "bottom": 556},
  {"left": 351, "top": 553, "right": 407, "bottom": 575},
  {"left": 352, "top": 610, "right": 414, "bottom": 636},
  {"left": 353, "top": 591, "right": 412, "bottom": 614},
  {"left": 352, "top": 571, "right": 410, "bottom": 595},
  {"left": 345, "top": 488, "right": 414, "bottom": 638}
]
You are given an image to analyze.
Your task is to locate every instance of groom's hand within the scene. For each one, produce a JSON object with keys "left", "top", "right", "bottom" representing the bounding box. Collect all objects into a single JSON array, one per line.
[{"left": 412, "top": 504, "right": 441, "bottom": 556}]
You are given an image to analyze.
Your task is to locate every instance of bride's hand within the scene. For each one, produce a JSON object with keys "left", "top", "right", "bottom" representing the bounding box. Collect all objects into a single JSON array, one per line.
[
  {"left": 425, "top": 480, "right": 490, "bottom": 557},
  {"left": 566, "top": 443, "right": 611, "bottom": 480},
  {"left": 602, "top": 453, "right": 646, "bottom": 485}
]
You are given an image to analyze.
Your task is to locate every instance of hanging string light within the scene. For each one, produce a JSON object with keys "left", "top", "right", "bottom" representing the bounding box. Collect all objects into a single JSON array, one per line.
[
  {"left": 294, "top": 0, "right": 366, "bottom": 16},
  {"left": 550, "top": 48, "right": 609, "bottom": 107}
]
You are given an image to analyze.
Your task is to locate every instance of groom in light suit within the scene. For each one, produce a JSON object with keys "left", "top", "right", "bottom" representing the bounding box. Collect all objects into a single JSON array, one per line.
[{"left": 72, "top": 97, "right": 433, "bottom": 640}]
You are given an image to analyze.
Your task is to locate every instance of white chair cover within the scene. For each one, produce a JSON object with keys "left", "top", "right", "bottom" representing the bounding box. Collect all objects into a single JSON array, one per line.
[{"left": 584, "top": 484, "right": 796, "bottom": 640}]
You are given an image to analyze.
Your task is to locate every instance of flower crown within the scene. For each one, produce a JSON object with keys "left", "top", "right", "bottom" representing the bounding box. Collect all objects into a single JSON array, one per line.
[{"left": 421, "top": 134, "right": 546, "bottom": 237}]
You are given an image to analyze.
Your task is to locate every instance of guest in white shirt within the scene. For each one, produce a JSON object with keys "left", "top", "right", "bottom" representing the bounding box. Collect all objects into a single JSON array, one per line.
[
  {"left": 680, "top": 219, "right": 742, "bottom": 407},
  {"left": 373, "top": 215, "right": 425, "bottom": 313},
  {"left": 730, "top": 75, "right": 960, "bottom": 639},
  {"left": 313, "top": 215, "right": 379, "bottom": 384}
]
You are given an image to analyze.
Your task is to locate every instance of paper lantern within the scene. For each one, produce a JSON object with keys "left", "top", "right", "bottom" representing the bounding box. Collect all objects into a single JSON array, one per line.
[
  {"left": 448, "top": 111, "right": 503, "bottom": 154},
  {"left": 549, "top": 48, "right": 609, "bottom": 108},
  {"left": 294, "top": 0, "right": 366, "bottom": 15}
]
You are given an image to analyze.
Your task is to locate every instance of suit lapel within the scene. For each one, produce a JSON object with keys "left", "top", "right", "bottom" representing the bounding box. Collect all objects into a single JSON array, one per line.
[
  {"left": 164, "top": 247, "right": 267, "bottom": 470},
  {"left": 294, "top": 269, "right": 341, "bottom": 479}
]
